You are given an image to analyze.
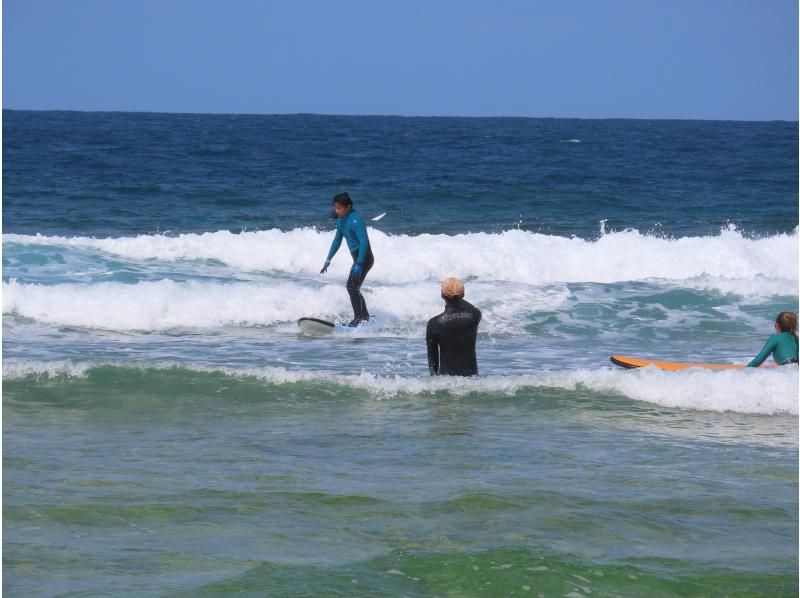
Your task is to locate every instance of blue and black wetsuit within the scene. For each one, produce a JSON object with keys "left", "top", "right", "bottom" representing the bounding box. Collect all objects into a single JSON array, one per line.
[
  {"left": 325, "top": 209, "right": 374, "bottom": 325},
  {"left": 426, "top": 299, "right": 482, "bottom": 376}
]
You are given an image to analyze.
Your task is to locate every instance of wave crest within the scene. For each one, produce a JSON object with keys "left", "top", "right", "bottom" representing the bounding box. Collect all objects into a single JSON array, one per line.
[
  {"left": 4, "top": 225, "right": 797, "bottom": 286},
  {"left": 4, "top": 360, "right": 796, "bottom": 416}
]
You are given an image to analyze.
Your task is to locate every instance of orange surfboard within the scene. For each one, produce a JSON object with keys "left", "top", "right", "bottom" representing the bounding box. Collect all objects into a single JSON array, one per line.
[{"left": 610, "top": 355, "right": 746, "bottom": 371}]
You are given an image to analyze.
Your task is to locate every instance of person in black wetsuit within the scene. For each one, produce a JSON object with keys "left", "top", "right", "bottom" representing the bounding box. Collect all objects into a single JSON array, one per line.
[{"left": 426, "top": 277, "right": 482, "bottom": 376}]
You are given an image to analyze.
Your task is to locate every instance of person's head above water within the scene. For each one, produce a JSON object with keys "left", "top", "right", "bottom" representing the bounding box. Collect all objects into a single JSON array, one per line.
[
  {"left": 775, "top": 311, "right": 798, "bottom": 337},
  {"left": 441, "top": 277, "right": 465, "bottom": 302},
  {"left": 331, "top": 192, "right": 353, "bottom": 219}
]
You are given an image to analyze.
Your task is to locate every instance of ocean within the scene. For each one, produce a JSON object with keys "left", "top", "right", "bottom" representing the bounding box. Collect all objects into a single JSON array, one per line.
[{"left": 3, "top": 109, "right": 798, "bottom": 596}]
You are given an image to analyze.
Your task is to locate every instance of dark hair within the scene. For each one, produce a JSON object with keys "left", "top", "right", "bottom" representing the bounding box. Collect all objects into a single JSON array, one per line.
[
  {"left": 776, "top": 311, "right": 798, "bottom": 340},
  {"left": 332, "top": 192, "right": 352, "bottom": 207}
]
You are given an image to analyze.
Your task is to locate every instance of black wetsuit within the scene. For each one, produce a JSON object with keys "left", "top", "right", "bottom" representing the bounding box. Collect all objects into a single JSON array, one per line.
[
  {"left": 346, "top": 246, "right": 374, "bottom": 323},
  {"left": 426, "top": 299, "right": 482, "bottom": 376}
]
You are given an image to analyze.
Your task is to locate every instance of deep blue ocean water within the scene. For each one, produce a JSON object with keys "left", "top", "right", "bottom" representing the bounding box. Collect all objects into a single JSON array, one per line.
[
  {"left": 3, "top": 110, "right": 798, "bottom": 596},
  {"left": 4, "top": 111, "right": 796, "bottom": 238}
]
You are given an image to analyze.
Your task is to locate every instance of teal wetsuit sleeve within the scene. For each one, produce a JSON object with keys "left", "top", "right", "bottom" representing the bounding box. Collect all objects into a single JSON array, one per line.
[
  {"left": 326, "top": 225, "right": 344, "bottom": 261},
  {"left": 354, "top": 214, "right": 369, "bottom": 264},
  {"left": 748, "top": 334, "right": 778, "bottom": 367}
]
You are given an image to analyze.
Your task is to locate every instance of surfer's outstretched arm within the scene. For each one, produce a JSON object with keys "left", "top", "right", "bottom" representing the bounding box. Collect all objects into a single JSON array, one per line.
[{"left": 321, "top": 228, "right": 343, "bottom": 273}]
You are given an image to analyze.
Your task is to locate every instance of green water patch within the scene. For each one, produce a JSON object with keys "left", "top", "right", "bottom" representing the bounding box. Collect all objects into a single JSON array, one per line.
[
  {"left": 2, "top": 364, "right": 372, "bottom": 412},
  {"left": 2, "top": 362, "right": 630, "bottom": 412},
  {"left": 437, "top": 491, "right": 531, "bottom": 513},
  {"left": 174, "top": 546, "right": 798, "bottom": 597},
  {"left": 4, "top": 543, "right": 255, "bottom": 597}
]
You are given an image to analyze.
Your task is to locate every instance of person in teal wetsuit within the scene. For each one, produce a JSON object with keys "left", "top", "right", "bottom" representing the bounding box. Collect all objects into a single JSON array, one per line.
[
  {"left": 747, "top": 311, "right": 799, "bottom": 367},
  {"left": 320, "top": 192, "right": 374, "bottom": 327}
]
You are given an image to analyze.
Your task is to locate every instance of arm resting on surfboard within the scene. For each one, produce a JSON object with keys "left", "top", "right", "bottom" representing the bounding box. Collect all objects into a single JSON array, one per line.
[
  {"left": 747, "top": 332, "right": 797, "bottom": 367},
  {"left": 747, "top": 336, "right": 777, "bottom": 367}
]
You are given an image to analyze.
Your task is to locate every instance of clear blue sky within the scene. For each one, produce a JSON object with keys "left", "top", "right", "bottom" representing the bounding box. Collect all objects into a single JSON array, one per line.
[{"left": 3, "top": 0, "right": 798, "bottom": 120}]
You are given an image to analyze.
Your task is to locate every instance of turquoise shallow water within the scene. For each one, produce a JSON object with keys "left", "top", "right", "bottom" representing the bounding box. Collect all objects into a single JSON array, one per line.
[
  {"left": 3, "top": 111, "right": 798, "bottom": 596},
  {"left": 3, "top": 367, "right": 798, "bottom": 596}
]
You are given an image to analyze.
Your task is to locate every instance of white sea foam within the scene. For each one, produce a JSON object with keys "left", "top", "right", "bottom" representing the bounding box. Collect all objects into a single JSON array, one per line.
[
  {"left": 2, "top": 359, "right": 97, "bottom": 380},
  {"left": 2, "top": 278, "right": 573, "bottom": 332},
  {"left": 5, "top": 226, "right": 795, "bottom": 333},
  {"left": 676, "top": 274, "right": 799, "bottom": 300},
  {"left": 4, "top": 225, "right": 797, "bottom": 288},
  {"left": 3, "top": 279, "right": 349, "bottom": 330},
  {"left": 4, "top": 360, "right": 797, "bottom": 416},
  {"left": 572, "top": 366, "right": 798, "bottom": 416}
]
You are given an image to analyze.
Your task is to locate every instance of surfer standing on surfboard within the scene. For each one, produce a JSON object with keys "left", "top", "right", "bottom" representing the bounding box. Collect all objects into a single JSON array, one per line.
[{"left": 320, "top": 192, "right": 375, "bottom": 327}]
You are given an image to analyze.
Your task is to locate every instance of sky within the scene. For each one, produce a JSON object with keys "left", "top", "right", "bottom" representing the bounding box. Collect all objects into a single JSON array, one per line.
[{"left": 3, "top": 0, "right": 798, "bottom": 120}]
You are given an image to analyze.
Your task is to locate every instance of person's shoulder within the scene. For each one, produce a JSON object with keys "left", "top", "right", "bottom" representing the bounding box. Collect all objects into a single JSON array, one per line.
[
  {"left": 427, "top": 312, "right": 444, "bottom": 326},
  {"left": 461, "top": 299, "right": 481, "bottom": 313},
  {"left": 763, "top": 333, "right": 783, "bottom": 347}
]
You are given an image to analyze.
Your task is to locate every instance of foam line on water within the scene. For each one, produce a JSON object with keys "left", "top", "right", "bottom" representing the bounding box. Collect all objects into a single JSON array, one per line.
[
  {"left": 4, "top": 360, "right": 797, "bottom": 416},
  {"left": 5, "top": 225, "right": 797, "bottom": 287},
  {"left": 2, "top": 279, "right": 573, "bottom": 331}
]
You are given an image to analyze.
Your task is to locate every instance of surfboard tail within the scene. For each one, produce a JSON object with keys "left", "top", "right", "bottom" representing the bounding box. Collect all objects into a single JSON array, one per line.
[
  {"left": 298, "top": 317, "right": 336, "bottom": 335},
  {"left": 610, "top": 355, "right": 640, "bottom": 369}
]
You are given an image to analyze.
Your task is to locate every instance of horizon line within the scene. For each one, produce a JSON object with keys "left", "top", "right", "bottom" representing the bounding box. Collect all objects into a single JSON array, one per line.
[{"left": 3, "top": 107, "right": 797, "bottom": 124}]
